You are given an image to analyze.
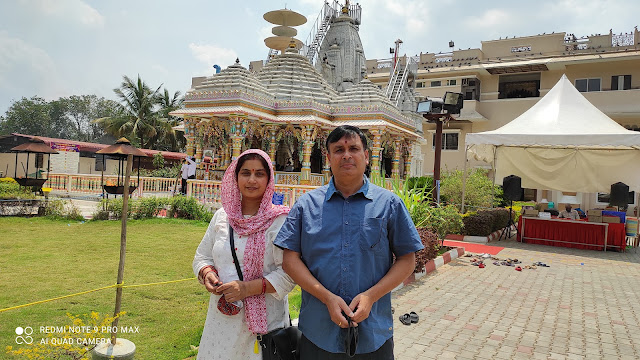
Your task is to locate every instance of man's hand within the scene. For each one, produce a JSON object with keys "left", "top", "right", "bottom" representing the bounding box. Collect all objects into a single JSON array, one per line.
[
  {"left": 216, "top": 281, "right": 248, "bottom": 303},
  {"left": 325, "top": 294, "right": 356, "bottom": 328},
  {"left": 349, "top": 291, "right": 375, "bottom": 323}
]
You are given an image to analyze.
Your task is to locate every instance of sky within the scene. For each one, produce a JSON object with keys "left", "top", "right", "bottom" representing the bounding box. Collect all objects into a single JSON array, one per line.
[{"left": 1, "top": 0, "right": 639, "bottom": 116}]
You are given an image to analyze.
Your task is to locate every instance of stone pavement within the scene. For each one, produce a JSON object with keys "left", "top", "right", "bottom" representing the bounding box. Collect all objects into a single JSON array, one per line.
[{"left": 392, "top": 238, "right": 640, "bottom": 360}]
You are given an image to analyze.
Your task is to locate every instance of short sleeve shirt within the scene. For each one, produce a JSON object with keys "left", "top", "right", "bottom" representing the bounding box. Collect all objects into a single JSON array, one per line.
[{"left": 274, "top": 176, "right": 424, "bottom": 354}]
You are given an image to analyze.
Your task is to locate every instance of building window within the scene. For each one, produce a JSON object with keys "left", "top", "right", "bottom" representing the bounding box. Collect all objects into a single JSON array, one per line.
[
  {"left": 446, "top": 79, "right": 457, "bottom": 86},
  {"left": 416, "top": 81, "right": 425, "bottom": 88},
  {"left": 575, "top": 78, "right": 601, "bottom": 92},
  {"left": 611, "top": 75, "right": 631, "bottom": 90},
  {"left": 431, "top": 81, "right": 441, "bottom": 87},
  {"left": 432, "top": 133, "right": 459, "bottom": 150},
  {"left": 498, "top": 73, "right": 540, "bottom": 99}
]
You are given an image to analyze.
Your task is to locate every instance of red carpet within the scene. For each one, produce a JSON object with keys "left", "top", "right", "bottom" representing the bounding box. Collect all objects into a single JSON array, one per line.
[{"left": 443, "top": 240, "right": 505, "bottom": 255}]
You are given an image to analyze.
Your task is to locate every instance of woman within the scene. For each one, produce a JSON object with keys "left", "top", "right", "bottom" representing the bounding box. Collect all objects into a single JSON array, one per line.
[{"left": 193, "top": 149, "right": 294, "bottom": 360}]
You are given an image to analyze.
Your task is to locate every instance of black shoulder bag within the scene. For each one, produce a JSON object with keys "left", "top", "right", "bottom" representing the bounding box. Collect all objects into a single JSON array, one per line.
[{"left": 229, "top": 225, "right": 301, "bottom": 360}]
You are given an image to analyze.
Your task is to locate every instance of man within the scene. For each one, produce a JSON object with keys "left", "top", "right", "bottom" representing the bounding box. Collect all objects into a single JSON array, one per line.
[
  {"left": 559, "top": 204, "right": 580, "bottom": 220},
  {"left": 274, "top": 125, "right": 423, "bottom": 359},
  {"left": 180, "top": 156, "right": 196, "bottom": 195}
]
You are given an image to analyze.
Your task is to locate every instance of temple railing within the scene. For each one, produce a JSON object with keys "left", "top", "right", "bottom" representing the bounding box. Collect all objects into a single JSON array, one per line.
[{"left": 45, "top": 173, "right": 399, "bottom": 206}]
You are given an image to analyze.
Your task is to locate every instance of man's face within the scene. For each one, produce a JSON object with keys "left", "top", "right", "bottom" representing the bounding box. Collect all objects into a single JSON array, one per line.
[{"left": 327, "top": 134, "right": 369, "bottom": 183}]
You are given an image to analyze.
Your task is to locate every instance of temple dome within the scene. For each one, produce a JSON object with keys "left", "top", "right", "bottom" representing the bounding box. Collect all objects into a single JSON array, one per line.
[
  {"left": 256, "top": 51, "right": 338, "bottom": 104},
  {"left": 192, "top": 60, "right": 273, "bottom": 99},
  {"left": 332, "top": 78, "right": 394, "bottom": 106}
]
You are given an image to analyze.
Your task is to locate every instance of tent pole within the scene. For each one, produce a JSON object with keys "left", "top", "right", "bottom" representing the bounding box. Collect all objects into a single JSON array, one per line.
[
  {"left": 461, "top": 145, "right": 469, "bottom": 213},
  {"left": 492, "top": 147, "right": 497, "bottom": 207}
]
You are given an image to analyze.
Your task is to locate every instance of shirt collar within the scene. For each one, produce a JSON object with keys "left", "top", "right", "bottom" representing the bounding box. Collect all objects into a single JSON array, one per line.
[{"left": 325, "top": 176, "right": 373, "bottom": 201}]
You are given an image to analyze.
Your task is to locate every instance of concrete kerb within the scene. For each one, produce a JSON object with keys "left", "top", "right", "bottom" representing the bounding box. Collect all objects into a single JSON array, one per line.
[{"left": 394, "top": 247, "right": 465, "bottom": 292}]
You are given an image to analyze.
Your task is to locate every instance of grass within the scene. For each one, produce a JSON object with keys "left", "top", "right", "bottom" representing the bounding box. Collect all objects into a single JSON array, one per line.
[{"left": 0, "top": 217, "right": 298, "bottom": 359}]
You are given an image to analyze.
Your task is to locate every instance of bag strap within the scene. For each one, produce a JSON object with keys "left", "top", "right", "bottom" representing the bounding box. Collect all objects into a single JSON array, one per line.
[{"left": 229, "top": 225, "right": 243, "bottom": 281}]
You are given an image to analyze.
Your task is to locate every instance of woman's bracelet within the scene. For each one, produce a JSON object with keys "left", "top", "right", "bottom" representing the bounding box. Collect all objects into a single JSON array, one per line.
[
  {"left": 260, "top": 277, "right": 267, "bottom": 295},
  {"left": 198, "top": 265, "right": 217, "bottom": 285}
]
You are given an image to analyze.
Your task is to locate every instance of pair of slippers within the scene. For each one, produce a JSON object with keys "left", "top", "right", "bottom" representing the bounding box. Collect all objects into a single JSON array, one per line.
[
  {"left": 399, "top": 311, "right": 419, "bottom": 325},
  {"left": 533, "top": 262, "right": 550, "bottom": 267}
]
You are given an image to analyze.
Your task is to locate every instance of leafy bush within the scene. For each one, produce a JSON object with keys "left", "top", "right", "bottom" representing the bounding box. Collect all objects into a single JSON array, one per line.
[
  {"left": 44, "top": 199, "right": 84, "bottom": 221},
  {"left": 440, "top": 168, "right": 503, "bottom": 211},
  {"left": 422, "top": 204, "right": 464, "bottom": 242},
  {"left": 152, "top": 152, "right": 165, "bottom": 169},
  {"left": 92, "top": 209, "right": 110, "bottom": 220},
  {"left": 414, "top": 228, "right": 439, "bottom": 273},
  {"left": 462, "top": 211, "right": 494, "bottom": 236},
  {"left": 0, "top": 177, "right": 18, "bottom": 184},
  {"left": 168, "top": 195, "right": 213, "bottom": 222},
  {"left": 135, "top": 163, "right": 181, "bottom": 178},
  {"left": 131, "top": 196, "right": 169, "bottom": 219},
  {"left": 0, "top": 180, "right": 36, "bottom": 199},
  {"left": 406, "top": 176, "right": 433, "bottom": 190}
]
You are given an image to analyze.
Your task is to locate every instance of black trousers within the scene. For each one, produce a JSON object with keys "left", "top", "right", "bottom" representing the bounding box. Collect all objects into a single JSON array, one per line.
[
  {"left": 181, "top": 175, "right": 195, "bottom": 195},
  {"left": 299, "top": 334, "right": 394, "bottom": 360}
]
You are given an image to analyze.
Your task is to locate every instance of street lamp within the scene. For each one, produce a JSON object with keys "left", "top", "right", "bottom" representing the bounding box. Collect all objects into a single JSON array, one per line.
[{"left": 417, "top": 92, "right": 463, "bottom": 203}]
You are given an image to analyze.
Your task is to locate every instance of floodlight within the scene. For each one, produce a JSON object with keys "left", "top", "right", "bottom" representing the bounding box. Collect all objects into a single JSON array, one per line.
[{"left": 443, "top": 92, "right": 464, "bottom": 114}]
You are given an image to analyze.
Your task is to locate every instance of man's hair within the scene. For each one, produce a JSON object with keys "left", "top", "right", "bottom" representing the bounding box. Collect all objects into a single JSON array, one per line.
[
  {"left": 234, "top": 152, "right": 271, "bottom": 183},
  {"left": 325, "top": 125, "right": 368, "bottom": 152}
]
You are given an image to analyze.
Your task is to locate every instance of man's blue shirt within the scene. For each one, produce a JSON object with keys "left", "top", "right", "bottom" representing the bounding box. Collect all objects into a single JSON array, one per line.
[{"left": 274, "top": 176, "right": 424, "bottom": 354}]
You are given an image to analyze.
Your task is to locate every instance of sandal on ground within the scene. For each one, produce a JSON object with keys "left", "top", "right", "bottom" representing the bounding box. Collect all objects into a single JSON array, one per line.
[
  {"left": 478, "top": 263, "right": 485, "bottom": 268},
  {"left": 399, "top": 313, "right": 412, "bottom": 325},
  {"left": 409, "top": 311, "right": 419, "bottom": 324},
  {"left": 493, "top": 261, "right": 500, "bottom": 266},
  {"left": 515, "top": 266, "right": 522, "bottom": 271}
]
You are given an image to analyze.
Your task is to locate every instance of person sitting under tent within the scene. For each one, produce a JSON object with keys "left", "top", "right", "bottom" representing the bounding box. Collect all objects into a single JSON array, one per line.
[{"left": 559, "top": 204, "right": 580, "bottom": 220}]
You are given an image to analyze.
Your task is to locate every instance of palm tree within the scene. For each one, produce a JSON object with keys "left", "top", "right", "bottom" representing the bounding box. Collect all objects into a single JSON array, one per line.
[
  {"left": 152, "top": 88, "right": 185, "bottom": 152},
  {"left": 94, "top": 75, "right": 162, "bottom": 148}
]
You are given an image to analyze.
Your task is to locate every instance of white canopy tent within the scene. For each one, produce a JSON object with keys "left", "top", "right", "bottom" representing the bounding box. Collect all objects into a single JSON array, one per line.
[{"left": 462, "top": 74, "right": 640, "bottom": 210}]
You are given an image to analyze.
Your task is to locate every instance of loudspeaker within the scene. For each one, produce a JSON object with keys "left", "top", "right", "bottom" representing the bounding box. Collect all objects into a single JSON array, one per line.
[
  {"left": 610, "top": 182, "right": 629, "bottom": 207},
  {"left": 503, "top": 175, "right": 522, "bottom": 201}
]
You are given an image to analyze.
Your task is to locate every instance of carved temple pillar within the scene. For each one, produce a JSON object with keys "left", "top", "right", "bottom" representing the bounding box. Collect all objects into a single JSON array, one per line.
[
  {"left": 392, "top": 139, "right": 402, "bottom": 180},
  {"left": 369, "top": 128, "right": 383, "bottom": 183},
  {"left": 195, "top": 142, "right": 203, "bottom": 163},
  {"left": 266, "top": 125, "right": 279, "bottom": 165},
  {"left": 184, "top": 118, "right": 197, "bottom": 157},
  {"left": 229, "top": 114, "right": 247, "bottom": 162},
  {"left": 300, "top": 124, "right": 317, "bottom": 185},
  {"left": 403, "top": 141, "right": 413, "bottom": 179},
  {"left": 321, "top": 143, "right": 331, "bottom": 184}
]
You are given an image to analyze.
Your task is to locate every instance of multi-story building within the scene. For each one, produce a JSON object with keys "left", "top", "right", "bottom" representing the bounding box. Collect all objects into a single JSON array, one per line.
[{"left": 367, "top": 28, "right": 640, "bottom": 196}]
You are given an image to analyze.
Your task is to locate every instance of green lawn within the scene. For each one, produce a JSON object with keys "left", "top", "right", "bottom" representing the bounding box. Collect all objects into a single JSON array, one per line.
[{"left": 0, "top": 217, "right": 297, "bottom": 360}]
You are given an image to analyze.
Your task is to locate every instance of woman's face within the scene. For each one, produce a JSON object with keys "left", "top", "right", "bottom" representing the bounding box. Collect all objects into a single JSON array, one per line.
[{"left": 237, "top": 159, "right": 269, "bottom": 202}]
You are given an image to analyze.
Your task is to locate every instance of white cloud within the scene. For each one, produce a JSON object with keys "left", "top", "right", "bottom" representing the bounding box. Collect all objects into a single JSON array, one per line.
[
  {"left": 29, "top": 0, "right": 105, "bottom": 27},
  {"left": 188, "top": 43, "right": 238, "bottom": 75},
  {"left": 0, "top": 31, "right": 65, "bottom": 106},
  {"left": 466, "top": 9, "right": 513, "bottom": 29}
]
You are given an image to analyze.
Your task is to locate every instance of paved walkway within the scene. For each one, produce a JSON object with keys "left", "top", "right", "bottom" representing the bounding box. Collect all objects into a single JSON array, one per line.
[{"left": 392, "top": 238, "right": 640, "bottom": 360}]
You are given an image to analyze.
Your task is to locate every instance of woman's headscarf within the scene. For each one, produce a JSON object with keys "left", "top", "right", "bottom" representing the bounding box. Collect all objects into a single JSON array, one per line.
[{"left": 220, "top": 149, "right": 289, "bottom": 334}]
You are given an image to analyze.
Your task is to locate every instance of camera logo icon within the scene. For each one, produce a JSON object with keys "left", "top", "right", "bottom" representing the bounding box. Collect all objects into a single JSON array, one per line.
[{"left": 15, "top": 326, "right": 34, "bottom": 344}]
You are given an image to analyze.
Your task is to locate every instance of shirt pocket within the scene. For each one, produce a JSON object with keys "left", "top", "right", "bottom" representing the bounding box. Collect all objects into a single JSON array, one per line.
[{"left": 359, "top": 217, "right": 387, "bottom": 254}]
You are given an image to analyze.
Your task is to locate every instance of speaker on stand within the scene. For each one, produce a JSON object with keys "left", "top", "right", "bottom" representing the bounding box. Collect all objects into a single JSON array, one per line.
[
  {"left": 498, "top": 175, "right": 522, "bottom": 241},
  {"left": 610, "top": 182, "right": 629, "bottom": 209}
]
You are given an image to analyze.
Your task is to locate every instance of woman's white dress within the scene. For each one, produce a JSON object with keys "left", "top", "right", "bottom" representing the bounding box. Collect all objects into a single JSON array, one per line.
[{"left": 193, "top": 208, "right": 294, "bottom": 360}]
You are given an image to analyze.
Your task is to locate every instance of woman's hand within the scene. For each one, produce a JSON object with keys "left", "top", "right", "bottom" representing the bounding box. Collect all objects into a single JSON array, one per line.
[
  {"left": 203, "top": 271, "right": 222, "bottom": 294},
  {"left": 216, "top": 281, "right": 248, "bottom": 302}
]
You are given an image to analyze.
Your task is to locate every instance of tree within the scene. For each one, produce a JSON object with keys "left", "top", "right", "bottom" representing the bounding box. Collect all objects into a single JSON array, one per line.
[
  {"left": 94, "top": 75, "right": 162, "bottom": 148},
  {"left": 152, "top": 88, "right": 185, "bottom": 152},
  {"left": 0, "top": 96, "right": 68, "bottom": 138},
  {"left": 51, "top": 95, "right": 119, "bottom": 142}
]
